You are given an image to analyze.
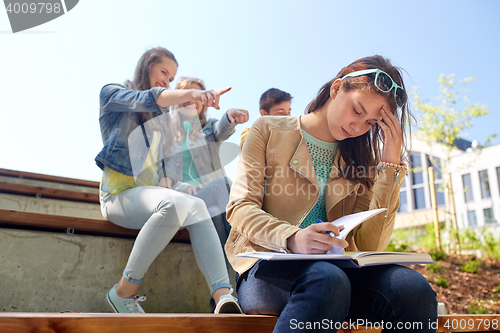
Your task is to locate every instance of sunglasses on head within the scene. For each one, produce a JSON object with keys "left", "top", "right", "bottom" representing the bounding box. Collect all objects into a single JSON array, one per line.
[{"left": 341, "top": 69, "right": 406, "bottom": 108}]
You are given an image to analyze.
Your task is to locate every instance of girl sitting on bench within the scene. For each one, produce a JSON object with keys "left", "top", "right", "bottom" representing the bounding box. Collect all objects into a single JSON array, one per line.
[
  {"left": 95, "top": 47, "right": 242, "bottom": 314},
  {"left": 226, "top": 55, "right": 437, "bottom": 332}
]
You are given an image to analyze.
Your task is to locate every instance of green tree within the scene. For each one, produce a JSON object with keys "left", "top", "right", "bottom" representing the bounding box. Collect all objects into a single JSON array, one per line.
[{"left": 412, "top": 74, "right": 496, "bottom": 254}]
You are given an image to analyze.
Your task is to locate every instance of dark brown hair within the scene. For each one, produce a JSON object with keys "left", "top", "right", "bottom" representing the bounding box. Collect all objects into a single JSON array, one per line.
[
  {"left": 124, "top": 47, "right": 178, "bottom": 124},
  {"left": 260, "top": 88, "right": 293, "bottom": 113},
  {"left": 305, "top": 55, "right": 411, "bottom": 188}
]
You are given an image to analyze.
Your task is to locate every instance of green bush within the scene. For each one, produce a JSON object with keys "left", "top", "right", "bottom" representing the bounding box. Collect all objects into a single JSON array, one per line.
[
  {"left": 429, "top": 251, "right": 447, "bottom": 261},
  {"left": 387, "top": 228, "right": 413, "bottom": 252},
  {"left": 459, "top": 228, "right": 479, "bottom": 251},
  {"left": 459, "top": 259, "right": 482, "bottom": 274},
  {"left": 468, "top": 301, "right": 488, "bottom": 314},
  {"left": 386, "top": 242, "right": 408, "bottom": 252},
  {"left": 459, "top": 228, "right": 500, "bottom": 259},
  {"left": 493, "top": 285, "right": 500, "bottom": 294},
  {"left": 482, "top": 231, "right": 500, "bottom": 259},
  {"left": 417, "top": 222, "right": 440, "bottom": 252},
  {"left": 387, "top": 224, "right": 500, "bottom": 260},
  {"left": 427, "top": 263, "right": 441, "bottom": 274},
  {"left": 436, "top": 276, "right": 449, "bottom": 288}
]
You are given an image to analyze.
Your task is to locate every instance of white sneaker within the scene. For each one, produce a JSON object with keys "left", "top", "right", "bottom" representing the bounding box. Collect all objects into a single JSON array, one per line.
[
  {"left": 105, "top": 284, "right": 146, "bottom": 313},
  {"left": 214, "top": 288, "right": 243, "bottom": 314}
]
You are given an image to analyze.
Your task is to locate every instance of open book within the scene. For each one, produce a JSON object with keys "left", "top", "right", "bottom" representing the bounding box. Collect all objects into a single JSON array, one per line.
[
  {"left": 236, "top": 208, "right": 433, "bottom": 268},
  {"left": 323, "top": 208, "right": 386, "bottom": 254},
  {"left": 236, "top": 251, "right": 434, "bottom": 268}
]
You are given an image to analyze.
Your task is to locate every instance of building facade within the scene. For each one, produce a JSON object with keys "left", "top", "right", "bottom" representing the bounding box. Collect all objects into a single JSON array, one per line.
[{"left": 395, "top": 138, "right": 500, "bottom": 237}]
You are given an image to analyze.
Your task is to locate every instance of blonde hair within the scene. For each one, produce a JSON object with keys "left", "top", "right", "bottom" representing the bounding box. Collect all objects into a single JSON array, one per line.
[
  {"left": 175, "top": 77, "right": 208, "bottom": 127},
  {"left": 173, "top": 77, "right": 208, "bottom": 143}
]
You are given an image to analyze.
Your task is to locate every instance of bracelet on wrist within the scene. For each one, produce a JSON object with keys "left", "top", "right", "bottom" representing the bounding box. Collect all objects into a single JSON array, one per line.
[{"left": 377, "top": 161, "right": 407, "bottom": 171}]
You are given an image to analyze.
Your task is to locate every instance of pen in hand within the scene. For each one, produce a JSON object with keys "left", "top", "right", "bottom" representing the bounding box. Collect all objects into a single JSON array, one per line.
[{"left": 315, "top": 220, "right": 336, "bottom": 238}]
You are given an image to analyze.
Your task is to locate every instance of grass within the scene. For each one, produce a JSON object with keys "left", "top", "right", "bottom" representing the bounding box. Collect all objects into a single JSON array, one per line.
[
  {"left": 427, "top": 263, "right": 441, "bottom": 274},
  {"left": 429, "top": 251, "right": 447, "bottom": 261},
  {"left": 459, "top": 259, "right": 482, "bottom": 274},
  {"left": 436, "top": 276, "right": 449, "bottom": 288},
  {"left": 468, "top": 301, "right": 488, "bottom": 314},
  {"left": 387, "top": 224, "right": 500, "bottom": 259}
]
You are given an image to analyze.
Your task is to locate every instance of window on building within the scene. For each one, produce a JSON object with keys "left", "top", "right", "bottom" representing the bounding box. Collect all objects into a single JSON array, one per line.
[
  {"left": 467, "top": 210, "right": 477, "bottom": 227},
  {"left": 410, "top": 152, "right": 423, "bottom": 184},
  {"left": 462, "top": 174, "right": 474, "bottom": 202},
  {"left": 434, "top": 184, "right": 445, "bottom": 206},
  {"left": 479, "top": 170, "right": 491, "bottom": 199},
  {"left": 427, "top": 155, "right": 445, "bottom": 206},
  {"left": 398, "top": 176, "right": 408, "bottom": 212},
  {"left": 484, "top": 208, "right": 495, "bottom": 224},
  {"left": 398, "top": 190, "right": 408, "bottom": 212},
  {"left": 413, "top": 187, "right": 426, "bottom": 210},
  {"left": 409, "top": 152, "right": 427, "bottom": 210},
  {"left": 427, "top": 155, "right": 442, "bottom": 179},
  {"left": 497, "top": 167, "right": 500, "bottom": 195}
]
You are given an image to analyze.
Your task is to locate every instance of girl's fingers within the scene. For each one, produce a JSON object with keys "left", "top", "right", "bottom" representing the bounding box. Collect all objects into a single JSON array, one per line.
[
  {"left": 200, "top": 93, "right": 207, "bottom": 105},
  {"left": 228, "top": 109, "right": 249, "bottom": 124},
  {"left": 311, "top": 223, "right": 348, "bottom": 247},
  {"left": 213, "top": 91, "right": 221, "bottom": 110},
  {"left": 207, "top": 91, "right": 214, "bottom": 107},
  {"left": 200, "top": 91, "right": 216, "bottom": 108},
  {"left": 377, "top": 118, "right": 391, "bottom": 139},
  {"left": 379, "top": 107, "right": 403, "bottom": 163},
  {"left": 382, "top": 107, "right": 400, "bottom": 135},
  {"left": 236, "top": 109, "right": 249, "bottom": 123},
  {"left": 309, "top": 241, "right": 333, "bottom": 253},
  {"left": 218, "top": 87, "right": 232, "bottom": 95},
  {"left": 379, "top": 110, "right": 394, "bottom": 138},
  {"left": 199, "top": 87, "right": 230, "bottom": 110},
  {"left": 214, "top": 87, "right": 231, "bottom": 110}
]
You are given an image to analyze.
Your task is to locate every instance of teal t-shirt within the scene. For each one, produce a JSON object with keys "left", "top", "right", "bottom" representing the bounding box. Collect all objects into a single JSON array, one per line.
[
  {"left": 182, "top": 121, "right": 202, "bottom": 185},
  {"left": 299, "top": 130, "right": 338, "bottom": 228}
]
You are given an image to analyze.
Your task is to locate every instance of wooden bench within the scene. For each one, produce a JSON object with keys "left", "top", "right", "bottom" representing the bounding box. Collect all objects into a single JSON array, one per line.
[
  {"left": 0, "top": 313, "right": 499, "bottom": 333},
  {"left": 0, "top": 181, "right": 99, "bottom": 204},
  {"left": 0, "top": 168, "right": 100, "bottom": 188},
  {"left": 0, "top": 168, "right": 189, "bottom": 242},
  {"left": 0, "top": 209, "right": 190, "bottom": 242}
]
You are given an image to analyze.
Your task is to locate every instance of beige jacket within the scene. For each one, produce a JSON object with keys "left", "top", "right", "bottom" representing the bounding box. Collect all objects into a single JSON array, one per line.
[{"left": 226, "top": 116, "right": 406, "bottom": 274}]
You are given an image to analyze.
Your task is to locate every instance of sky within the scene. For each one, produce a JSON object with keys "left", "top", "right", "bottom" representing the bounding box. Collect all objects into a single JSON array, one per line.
[{"left": 1, "top": 0, "right": 499, "bottom": 182}]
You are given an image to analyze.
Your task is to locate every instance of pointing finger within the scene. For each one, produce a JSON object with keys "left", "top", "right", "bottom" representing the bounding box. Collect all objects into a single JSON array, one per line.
[{"left": 218, "top": 87, "right": 232, "bottom": 96}]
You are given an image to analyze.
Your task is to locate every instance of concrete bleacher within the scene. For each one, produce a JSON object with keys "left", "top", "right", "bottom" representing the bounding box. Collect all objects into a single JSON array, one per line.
[
  {"left": 1, "top": 168, "right": 499, "bottom": 332},
  {"left": 0, "top": 168, "right": 215, "bottom": 313}
]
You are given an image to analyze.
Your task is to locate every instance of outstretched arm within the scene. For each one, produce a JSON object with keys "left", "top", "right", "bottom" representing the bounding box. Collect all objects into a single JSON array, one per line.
[
  {"left": 156, "top": 87, "right": 232, "bottom": 109},
  {"left": 100, "top": 84, "right": 231, "bottom": 113}
]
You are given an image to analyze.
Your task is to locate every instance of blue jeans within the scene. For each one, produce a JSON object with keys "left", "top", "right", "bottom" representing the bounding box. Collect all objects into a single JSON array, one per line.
[{"left": 237, "top": 260, "right": 437, "bottom": 333}]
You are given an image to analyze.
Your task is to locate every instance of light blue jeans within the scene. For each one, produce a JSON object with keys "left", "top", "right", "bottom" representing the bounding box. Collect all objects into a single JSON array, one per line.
[
  {"left": 100, "top": 185, "right": 231, "bottom": 296},
  {"left": 193, "top": 176, "right": 232, "bottom": 250}
]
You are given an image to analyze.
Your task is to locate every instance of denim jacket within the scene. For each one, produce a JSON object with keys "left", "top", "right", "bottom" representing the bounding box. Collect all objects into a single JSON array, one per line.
[
  {"left": 95, "top": 84, "right": 179, "bottom": 183},
  {"left": 169, "top": 111, "right": 236, "bottom": 192}
]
